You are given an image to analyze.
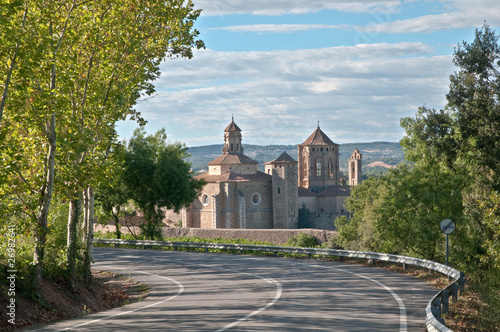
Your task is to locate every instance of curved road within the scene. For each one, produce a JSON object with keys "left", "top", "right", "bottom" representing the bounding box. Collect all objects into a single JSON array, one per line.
[{"left": 29, "top": 247, "right": 437, "bottom": 331}]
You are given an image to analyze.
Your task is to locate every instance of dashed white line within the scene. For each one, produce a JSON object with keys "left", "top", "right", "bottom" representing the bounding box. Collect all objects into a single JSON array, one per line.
[
  {"left": 196, "top": 264, "right": 283, "bottom": 332},
  {"left": 59, "top": 266, "right": 184, "bottom": 331}
]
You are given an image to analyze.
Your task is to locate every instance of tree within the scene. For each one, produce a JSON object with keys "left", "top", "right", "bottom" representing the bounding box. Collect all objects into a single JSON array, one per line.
[
  {"left": 95, "top": 143, "right": 128, "bottom": 239},
  {"left": 122, "top": 128, "right": 204, "bottom": 240},
  {"left": 336, "top": 25, "right": 500, "bottom": 328},
  {"left": 398, "top": 24, "right": 500, "bottom": 268},
  {"left": 0, "top": 0, "right": 204, "bottom": 292}
]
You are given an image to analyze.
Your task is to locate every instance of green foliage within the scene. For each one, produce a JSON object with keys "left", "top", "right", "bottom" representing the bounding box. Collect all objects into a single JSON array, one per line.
[
  {"left": 94, "top": 231, "right": 275, "bottom": 246},
  {"left": 286, "top": 233, "right": 318, "bottom": 248},
  {"left": 362, "top": 166, "right": 390, "bottom": 180},
  {"left": 338, "top": 24, "right": 500, "bottom": 329},
  {"left": 320, "top": 236, "right": 343, "bottom": 250},
  {"left": 0, "top": 0, "right": 204, "bottom": 297},
  {"left": 120, "top": 128, "right": 205, "bottom": 240}
]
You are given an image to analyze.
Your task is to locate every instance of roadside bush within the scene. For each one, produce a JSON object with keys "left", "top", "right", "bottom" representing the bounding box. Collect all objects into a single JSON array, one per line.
[
  {"left": 321, "top": 236, "right": 343, "bottom": 250},
  {"left": 286, "top": 233, "right": 318, "bottom": 248}
]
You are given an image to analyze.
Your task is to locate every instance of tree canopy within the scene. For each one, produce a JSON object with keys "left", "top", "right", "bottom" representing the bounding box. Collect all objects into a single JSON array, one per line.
[
  {"left": 1, "top": 0, "right": 203, "bottom": 294},
  {"left": 335, "top": 24, "right": 500, "bottom": 329},
  {"left": 120, "top": 128, "right": 205, "bottom": 239}
]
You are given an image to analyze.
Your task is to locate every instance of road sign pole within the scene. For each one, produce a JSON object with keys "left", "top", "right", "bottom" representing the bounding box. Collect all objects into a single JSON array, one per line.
[
  {"left": 440, "top": 219, "right": 455, "bottom": 267},
  {"left": 446, "top": 234, "right": 449, "bottom": 266}
]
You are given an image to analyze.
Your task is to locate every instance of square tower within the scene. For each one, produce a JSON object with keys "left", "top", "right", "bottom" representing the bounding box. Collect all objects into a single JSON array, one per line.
[
  {"left": 265, "top": 152, "right": 298, "bottom": 229},
  {"left": 348, "top": 149, "right": 362, "bottom": 186},
  {"left": 298, "top": 125, "right": 340, "bottom": 193}
]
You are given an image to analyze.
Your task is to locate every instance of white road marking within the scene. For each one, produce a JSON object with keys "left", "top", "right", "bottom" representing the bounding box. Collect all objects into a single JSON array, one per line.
[
  {"left": 196, "top": 264, "right": 283, "bottom": 332},
  {"left": 298, "top": 263, "right": 408, "bottom": 332},
  {"left": 59, "top": 266, "right": 184, "bottom": 331}
]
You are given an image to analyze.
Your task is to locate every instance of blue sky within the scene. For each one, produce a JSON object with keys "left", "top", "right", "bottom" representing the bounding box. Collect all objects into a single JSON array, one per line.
[{"left": 117, "top": 0, "right": 499, "bottom": 146}]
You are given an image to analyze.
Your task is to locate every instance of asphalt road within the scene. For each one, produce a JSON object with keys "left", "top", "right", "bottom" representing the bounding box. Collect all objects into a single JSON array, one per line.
[{"left": 28, "top": 247, "right": 437, "bottom": 331}]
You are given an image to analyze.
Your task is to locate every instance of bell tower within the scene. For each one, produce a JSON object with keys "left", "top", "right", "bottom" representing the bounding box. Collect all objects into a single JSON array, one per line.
[
  {"left": 298, "top": 124, "right": 339, "bottom": 193},
  {"left": 223, "top": 116, "right": 243, "bottom": 155},
  {"left": 349, "top": 149, "right": 362, "bottom": 186}
]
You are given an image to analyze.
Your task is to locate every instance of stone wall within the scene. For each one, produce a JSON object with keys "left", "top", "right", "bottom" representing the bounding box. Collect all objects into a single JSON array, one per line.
[{"left": 94, "top": 224, "right": 337, "bottom": 245}]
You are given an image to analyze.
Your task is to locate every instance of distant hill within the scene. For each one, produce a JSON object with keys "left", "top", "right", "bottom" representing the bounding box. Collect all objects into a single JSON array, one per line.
[{"left": 186, "top": 142, "right": 404, "bottom": 173}]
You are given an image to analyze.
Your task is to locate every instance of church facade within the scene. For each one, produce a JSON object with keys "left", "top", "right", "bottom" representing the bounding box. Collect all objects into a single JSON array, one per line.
[{"left": 182, "top": 118, "right": 361, "bottom": 230}]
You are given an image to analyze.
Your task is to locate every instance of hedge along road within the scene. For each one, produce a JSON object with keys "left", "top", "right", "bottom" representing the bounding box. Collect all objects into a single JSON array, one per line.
[{"left": 29, "top": 247, "right": 438, "bottom": 332}]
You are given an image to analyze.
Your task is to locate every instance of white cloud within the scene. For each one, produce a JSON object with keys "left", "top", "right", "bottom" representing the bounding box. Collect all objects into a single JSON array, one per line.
[
  {"left": 133, "top": 43, "right": 454, "bottom": 146},
  {"left": 194, "top": 0, "right": 401, "bottom": 16},
  {"left": 200, "top": 0, "right": 499, "bottom": 35},
  {"left": 209, "top": 24, "right": 350, "bottom": 33},
  {"left": 353, "top": 0, "right": 500, "bottom": 34}
]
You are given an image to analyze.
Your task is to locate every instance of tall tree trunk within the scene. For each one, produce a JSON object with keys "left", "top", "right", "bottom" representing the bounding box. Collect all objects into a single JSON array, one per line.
[
  {"left": 83, "top": 186, "right": 94, "bottom": 286},
  {"left": 67, "top": 196, "right": 80, "bottom": 290},
  {"left": 33, "top": 114, "right": 56, "bottom": 293},
  {"left": 113, "top": 209, "right": 122, "bottom": 239},
  {"left": 82, "top": 189, "right": 88, "bottom": 244}
]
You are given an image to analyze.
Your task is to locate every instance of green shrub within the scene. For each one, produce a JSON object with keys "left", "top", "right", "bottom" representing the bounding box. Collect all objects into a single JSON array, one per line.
[
  {"left": 321, "top": 236, "right": 343, "bottom": 250},
  {"left": 286, "top": 233, "right": 318, "bottom": 248}
]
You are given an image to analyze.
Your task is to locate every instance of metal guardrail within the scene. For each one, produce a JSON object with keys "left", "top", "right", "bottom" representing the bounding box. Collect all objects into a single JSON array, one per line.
[{"left": 94, "top": 238, "right": 465, "bottom": 331}]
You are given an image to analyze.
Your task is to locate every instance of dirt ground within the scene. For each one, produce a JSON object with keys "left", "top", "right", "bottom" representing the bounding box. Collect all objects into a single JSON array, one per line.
[{"left": 0, "top": 270, "right": 149, "bottom": 331}]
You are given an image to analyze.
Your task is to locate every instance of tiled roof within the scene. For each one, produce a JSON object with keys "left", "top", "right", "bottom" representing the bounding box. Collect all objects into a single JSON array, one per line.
[
  {"left": 299, "top": 126, "right": 337, "bottom": 146},
  {"left": 224, "top": 119, "right": 242, "bottom": 132},
  {"left": 195, "top": 171, "right": 272, "bottom": 183},
  {"left": 207, "top": 153, "right": 258, "bottom": 165},
  {"left": 265, "top": 151, "right": 297, "bottom": 165}
]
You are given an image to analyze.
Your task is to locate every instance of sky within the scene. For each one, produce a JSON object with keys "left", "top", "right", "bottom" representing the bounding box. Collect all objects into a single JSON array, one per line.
[{"left": 116, "top": 0, "right": 500, "bottom": 147}]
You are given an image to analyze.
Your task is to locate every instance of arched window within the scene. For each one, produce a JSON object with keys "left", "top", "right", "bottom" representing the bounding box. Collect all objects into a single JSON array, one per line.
[
  {"left": 316, "top": 159, "right": 321, "bottom": 177},
  {"left": 328, "top": 160, "right": 334, "bottom": 178}
]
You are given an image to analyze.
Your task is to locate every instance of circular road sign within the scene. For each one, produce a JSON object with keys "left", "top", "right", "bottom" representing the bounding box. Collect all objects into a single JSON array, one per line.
[{"left": 440, "top": 219, "right": 455, "bottom": 234}]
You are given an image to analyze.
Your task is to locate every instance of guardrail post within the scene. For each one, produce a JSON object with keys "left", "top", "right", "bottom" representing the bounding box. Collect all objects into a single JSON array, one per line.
[
  {"left": 239, "top": 249, "right": 243, "bottom": 255},
  {"left": 431, "top": 297, "right": 444, "bottom": 325},
  {"left": 114, "top": 243, "right": 118, "bottom": 248},
  {"left": 205, "top": 248, "right": 209, "bottom": 253},
  {"left": 441, "top": 290, "right": 449, "bottom": 314},
  {"left": 307, "top": 254, "right": 312, "bottom": 259},
  {"left": 451, "top": 283, "right": 459, "bottom": 303},
  {"left": 402, "top": 263, "right": 406, "bottom": 271},
  {"left": 459, "top": 272, "right": 465, "bottom": 295}
]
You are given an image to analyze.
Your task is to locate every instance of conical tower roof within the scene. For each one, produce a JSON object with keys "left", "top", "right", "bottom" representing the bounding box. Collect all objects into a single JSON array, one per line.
[
  {"left": 299, "top": 125, "right": 336, "bottom": 146},
  {"left": 270, "top": 151, "right": 297, "bottom": 164},
  {"left": 224, "top": 116, "right": 241, "bottom": 132}
]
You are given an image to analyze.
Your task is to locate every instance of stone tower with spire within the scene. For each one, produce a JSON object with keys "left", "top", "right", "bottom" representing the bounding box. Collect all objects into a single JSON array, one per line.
[
  {"left": 298, "top": 124, "right": 340, "bottom": 193},
  {"left": 223, "top": 115, "right": 243, "bottom": 155}
]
